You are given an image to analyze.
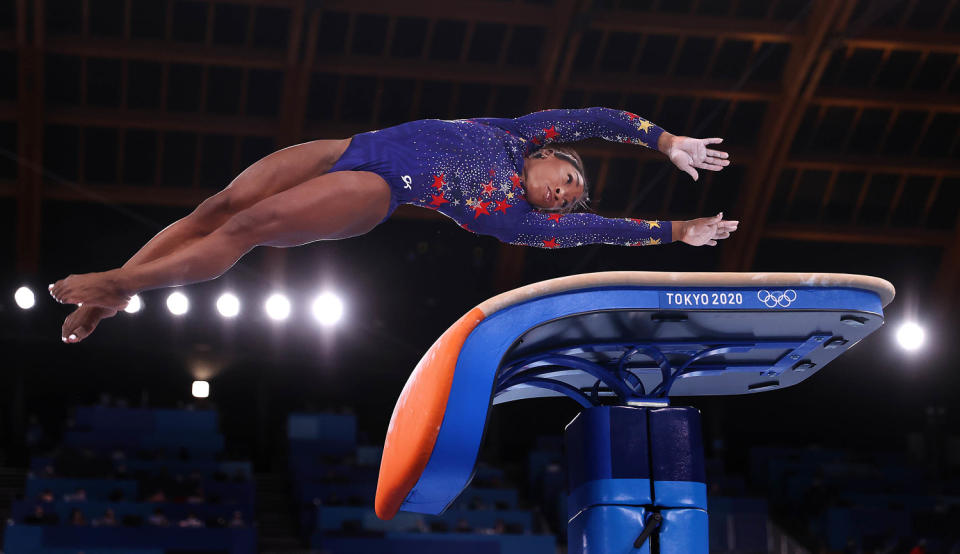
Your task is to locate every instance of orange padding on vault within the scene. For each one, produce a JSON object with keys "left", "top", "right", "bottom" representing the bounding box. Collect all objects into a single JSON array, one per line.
[{"left": 375, "top": 307, "right": 486, "bottom": 520}]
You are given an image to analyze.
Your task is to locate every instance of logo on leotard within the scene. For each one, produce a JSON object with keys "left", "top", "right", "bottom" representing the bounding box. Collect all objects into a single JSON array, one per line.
[
  {"left": 401, "top": 175, "right": 413, "bottom": 190},
  {"left": 756, "top": 289, "right": 797, "bottom": 308}
]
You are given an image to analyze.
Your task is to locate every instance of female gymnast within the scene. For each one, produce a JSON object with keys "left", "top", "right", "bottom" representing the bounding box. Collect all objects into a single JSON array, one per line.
[{"left": 50, "top": 107, "right": 738, "bottom": 343}]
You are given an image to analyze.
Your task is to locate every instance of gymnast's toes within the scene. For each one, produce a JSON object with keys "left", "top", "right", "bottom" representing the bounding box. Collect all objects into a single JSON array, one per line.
[{"left": 49, "top": 279, "right": 66, "bottom": 302}]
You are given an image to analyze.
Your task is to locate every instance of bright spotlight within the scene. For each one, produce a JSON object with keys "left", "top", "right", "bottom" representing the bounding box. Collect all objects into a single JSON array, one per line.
[
  {"left": 896, "top": 322, "right": 925, "bottom": 351},
  {"left": 312, "top": 292, "right": 344, "bottom": 326},
  {"left": 216, "top": 293, "right": 240, "bottom": 318},
  {"left": 14, "top": 286, "right": 35, "bottom": 310},
  {"left": 264, "top": 293, "right": 291, "bottom": 321},
  {"left": 124, "top": 294, "right": 142, "bottom": 314},
  {"left": 166, "top": 291, "right": 189, "bottom": 316},
  {"left": 192, "top": 380, "right": 209, "bottom": 399}
]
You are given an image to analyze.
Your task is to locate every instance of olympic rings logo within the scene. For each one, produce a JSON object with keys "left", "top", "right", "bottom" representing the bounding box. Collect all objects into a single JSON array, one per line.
[{"left": 757, "top": 289, "right": 798, "bottom": 308}]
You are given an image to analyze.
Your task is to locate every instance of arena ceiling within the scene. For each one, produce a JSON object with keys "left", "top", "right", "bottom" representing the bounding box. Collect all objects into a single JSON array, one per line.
[{"left": 2, "top": 0, "right": 959, "bottom": 314}]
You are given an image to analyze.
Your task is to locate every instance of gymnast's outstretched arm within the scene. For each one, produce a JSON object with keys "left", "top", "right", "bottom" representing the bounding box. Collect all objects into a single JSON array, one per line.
[
  {"left": 474, "top": 107, "right": 730, "bottom": 180},
  {"left": 475, "top": 210, "right": 736, "bottom": 249}
]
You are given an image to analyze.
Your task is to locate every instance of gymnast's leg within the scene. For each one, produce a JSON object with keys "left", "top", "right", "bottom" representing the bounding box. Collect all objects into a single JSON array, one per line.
[
  {"left": 50, "top": 170, "right": 391, "bottom": 311},
  {"left": 60, "top": 139, "right": 350, "bottom": 341}
]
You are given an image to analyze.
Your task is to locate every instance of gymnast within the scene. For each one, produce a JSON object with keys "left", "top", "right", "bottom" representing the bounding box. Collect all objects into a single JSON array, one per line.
[{"left": 49, "top": 107, "right": 738, "bottom": 343}]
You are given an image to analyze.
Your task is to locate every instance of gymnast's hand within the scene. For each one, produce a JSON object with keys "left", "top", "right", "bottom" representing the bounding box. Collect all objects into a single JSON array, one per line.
[
  {"left": 674, "top": 212, "right": 739, "bottom": 247},
  {"left": 660, "top": 134, "right": 730, "bottom": 181}
]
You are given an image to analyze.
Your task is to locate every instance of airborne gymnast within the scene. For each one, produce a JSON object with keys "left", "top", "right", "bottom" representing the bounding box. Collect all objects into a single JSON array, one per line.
[{"left": 49, "top": 107, "right": 738, "bottom": 343}]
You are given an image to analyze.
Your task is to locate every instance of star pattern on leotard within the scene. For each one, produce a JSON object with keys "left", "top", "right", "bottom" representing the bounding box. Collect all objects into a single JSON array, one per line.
[
  {"left": 627, "top": 218, "right": 663, "bottom": 230},
  {"left": 471, "top": 200, "right": 492, "bottom": 219},
  {"left": 429, "top": 192, "right": 449, "bottom": 207}
]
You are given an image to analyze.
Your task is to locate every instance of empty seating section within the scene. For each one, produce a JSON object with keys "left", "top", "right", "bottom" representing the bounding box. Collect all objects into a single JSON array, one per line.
[
  {"left": 287, "top": 412, "right": 555, "bottom": 553},
  {"left": 750, "top": 446, "right": 960, "bottom": 550},
  {"left": 316, "top": 533, "right": 555, "bottom": 554},
  {"left": 10, "top": 500, "right": 254, "bottom": 523},
  {"left": 4, "top": 526, "right": 255, "bottom": 553},
  {"left": 25, "top": 479, "right": 138, "bottom": 501},
  {"left": 3, "top": 405, "right": 256, "bottom": 554},
  {"left": 706, "top": 497, "right": 769, "bottom": 552}
]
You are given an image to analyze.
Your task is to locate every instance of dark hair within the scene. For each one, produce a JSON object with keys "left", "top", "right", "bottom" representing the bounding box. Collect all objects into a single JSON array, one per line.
[{"left": 532, "top": 145, "right": 590, "bottom": 214}]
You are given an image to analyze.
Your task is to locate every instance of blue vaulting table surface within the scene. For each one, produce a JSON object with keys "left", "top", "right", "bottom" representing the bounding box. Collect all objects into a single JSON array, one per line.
[{"left": 392, "top": 272, "right": 893, "bottom": 516}]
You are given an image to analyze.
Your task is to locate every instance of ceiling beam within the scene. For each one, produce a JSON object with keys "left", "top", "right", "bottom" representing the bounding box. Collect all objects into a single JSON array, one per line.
[
  {"left": 721, "top": 0, "right": 857, "bottom": 271},
  {"left": 763, "top": 224, "right": 952, "bottom": 246},
  {"left": 46, "top": 37, "right": 287, "bottom": 69},
  {"left": 14, "top": 0, "right": 44, "bottom": 275},
  {"left": 588, "top": 11, "right": 802, "bottom": 43},
  {"left": 786, "top": 155, "right": 960, "bottom": 177},
  {"left": 44, "top": 106, "right": 278, "bottom": 135},
  {"left": 844, "top": 28, "right": 960, "bottom": 55},
  {"left": 933, "top": 212, "right": 960, "bottom": 310},
  {"left": 317, "top": 0, "right": 542, "bottom": 24},
  {"left": 565, "top": 75, "right": 780, "bottom": 102},
  {"left": 277, "top": 0, "right": 309, "bottom": 146},
  {"left": 813, "top": 87, "right": 960, "bottom": 113},
  {"left": 0, "top": 100, "right": 15, "bottom": 119},
  {"left": 202, "top": 0, "right": 297, "bottom": 5},
  {"left": 312, "top": 54, "right": 538, "bottom": 86}
]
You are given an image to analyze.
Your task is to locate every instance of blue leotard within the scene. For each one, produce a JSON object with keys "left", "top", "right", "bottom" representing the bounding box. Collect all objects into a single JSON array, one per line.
[{"left": 328, "top": 107, "right": 672, "bottom": 248}]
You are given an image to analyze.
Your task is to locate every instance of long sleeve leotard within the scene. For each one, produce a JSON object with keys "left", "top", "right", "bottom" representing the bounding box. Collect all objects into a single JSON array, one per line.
[{"left": 330, "top": 107, "right": 673, "bottom": 248}]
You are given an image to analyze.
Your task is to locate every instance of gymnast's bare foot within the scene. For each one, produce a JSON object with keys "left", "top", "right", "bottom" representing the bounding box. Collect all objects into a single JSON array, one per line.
[
  {"left": 61, "top": 304, "right": 118, "bottom": 343},
  {"left": 49, "top": 269, "right": 132, "bottom": 311}
]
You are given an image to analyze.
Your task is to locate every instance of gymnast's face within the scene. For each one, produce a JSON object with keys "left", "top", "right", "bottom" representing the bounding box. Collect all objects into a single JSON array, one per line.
[{"left": 522, "top": 150, "right": 585, "bottom": 211}]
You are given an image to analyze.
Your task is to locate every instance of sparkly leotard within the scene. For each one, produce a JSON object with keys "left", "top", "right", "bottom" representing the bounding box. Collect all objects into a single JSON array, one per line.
[{"left": 328, "top": 107, "right": 672, "bottom": 248}]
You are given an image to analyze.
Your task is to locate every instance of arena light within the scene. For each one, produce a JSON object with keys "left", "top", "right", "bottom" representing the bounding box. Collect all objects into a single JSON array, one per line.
[
  {"left": 216, "top": 293, "right": 241, "bottom": 318},
  {"left": 311, "top": 292, "right": 344, "bottom": 326},
  {"left": 896, "top": 322, "right": 925, "bottom": 352},
  {"left": 14, "top": 286, "right": 35, "bottom": 310},
  {"left": 264, "top": 293, "right": 291, "bottom": 321},
  {"left": 192, "top": 380, "right": 209, "bottom": 399},
  {"left": 166, "top": 291, "right": 189, "bottom": 316},
  {"left": 124, "top": 294, "right": 142, "bottom": 314}
]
